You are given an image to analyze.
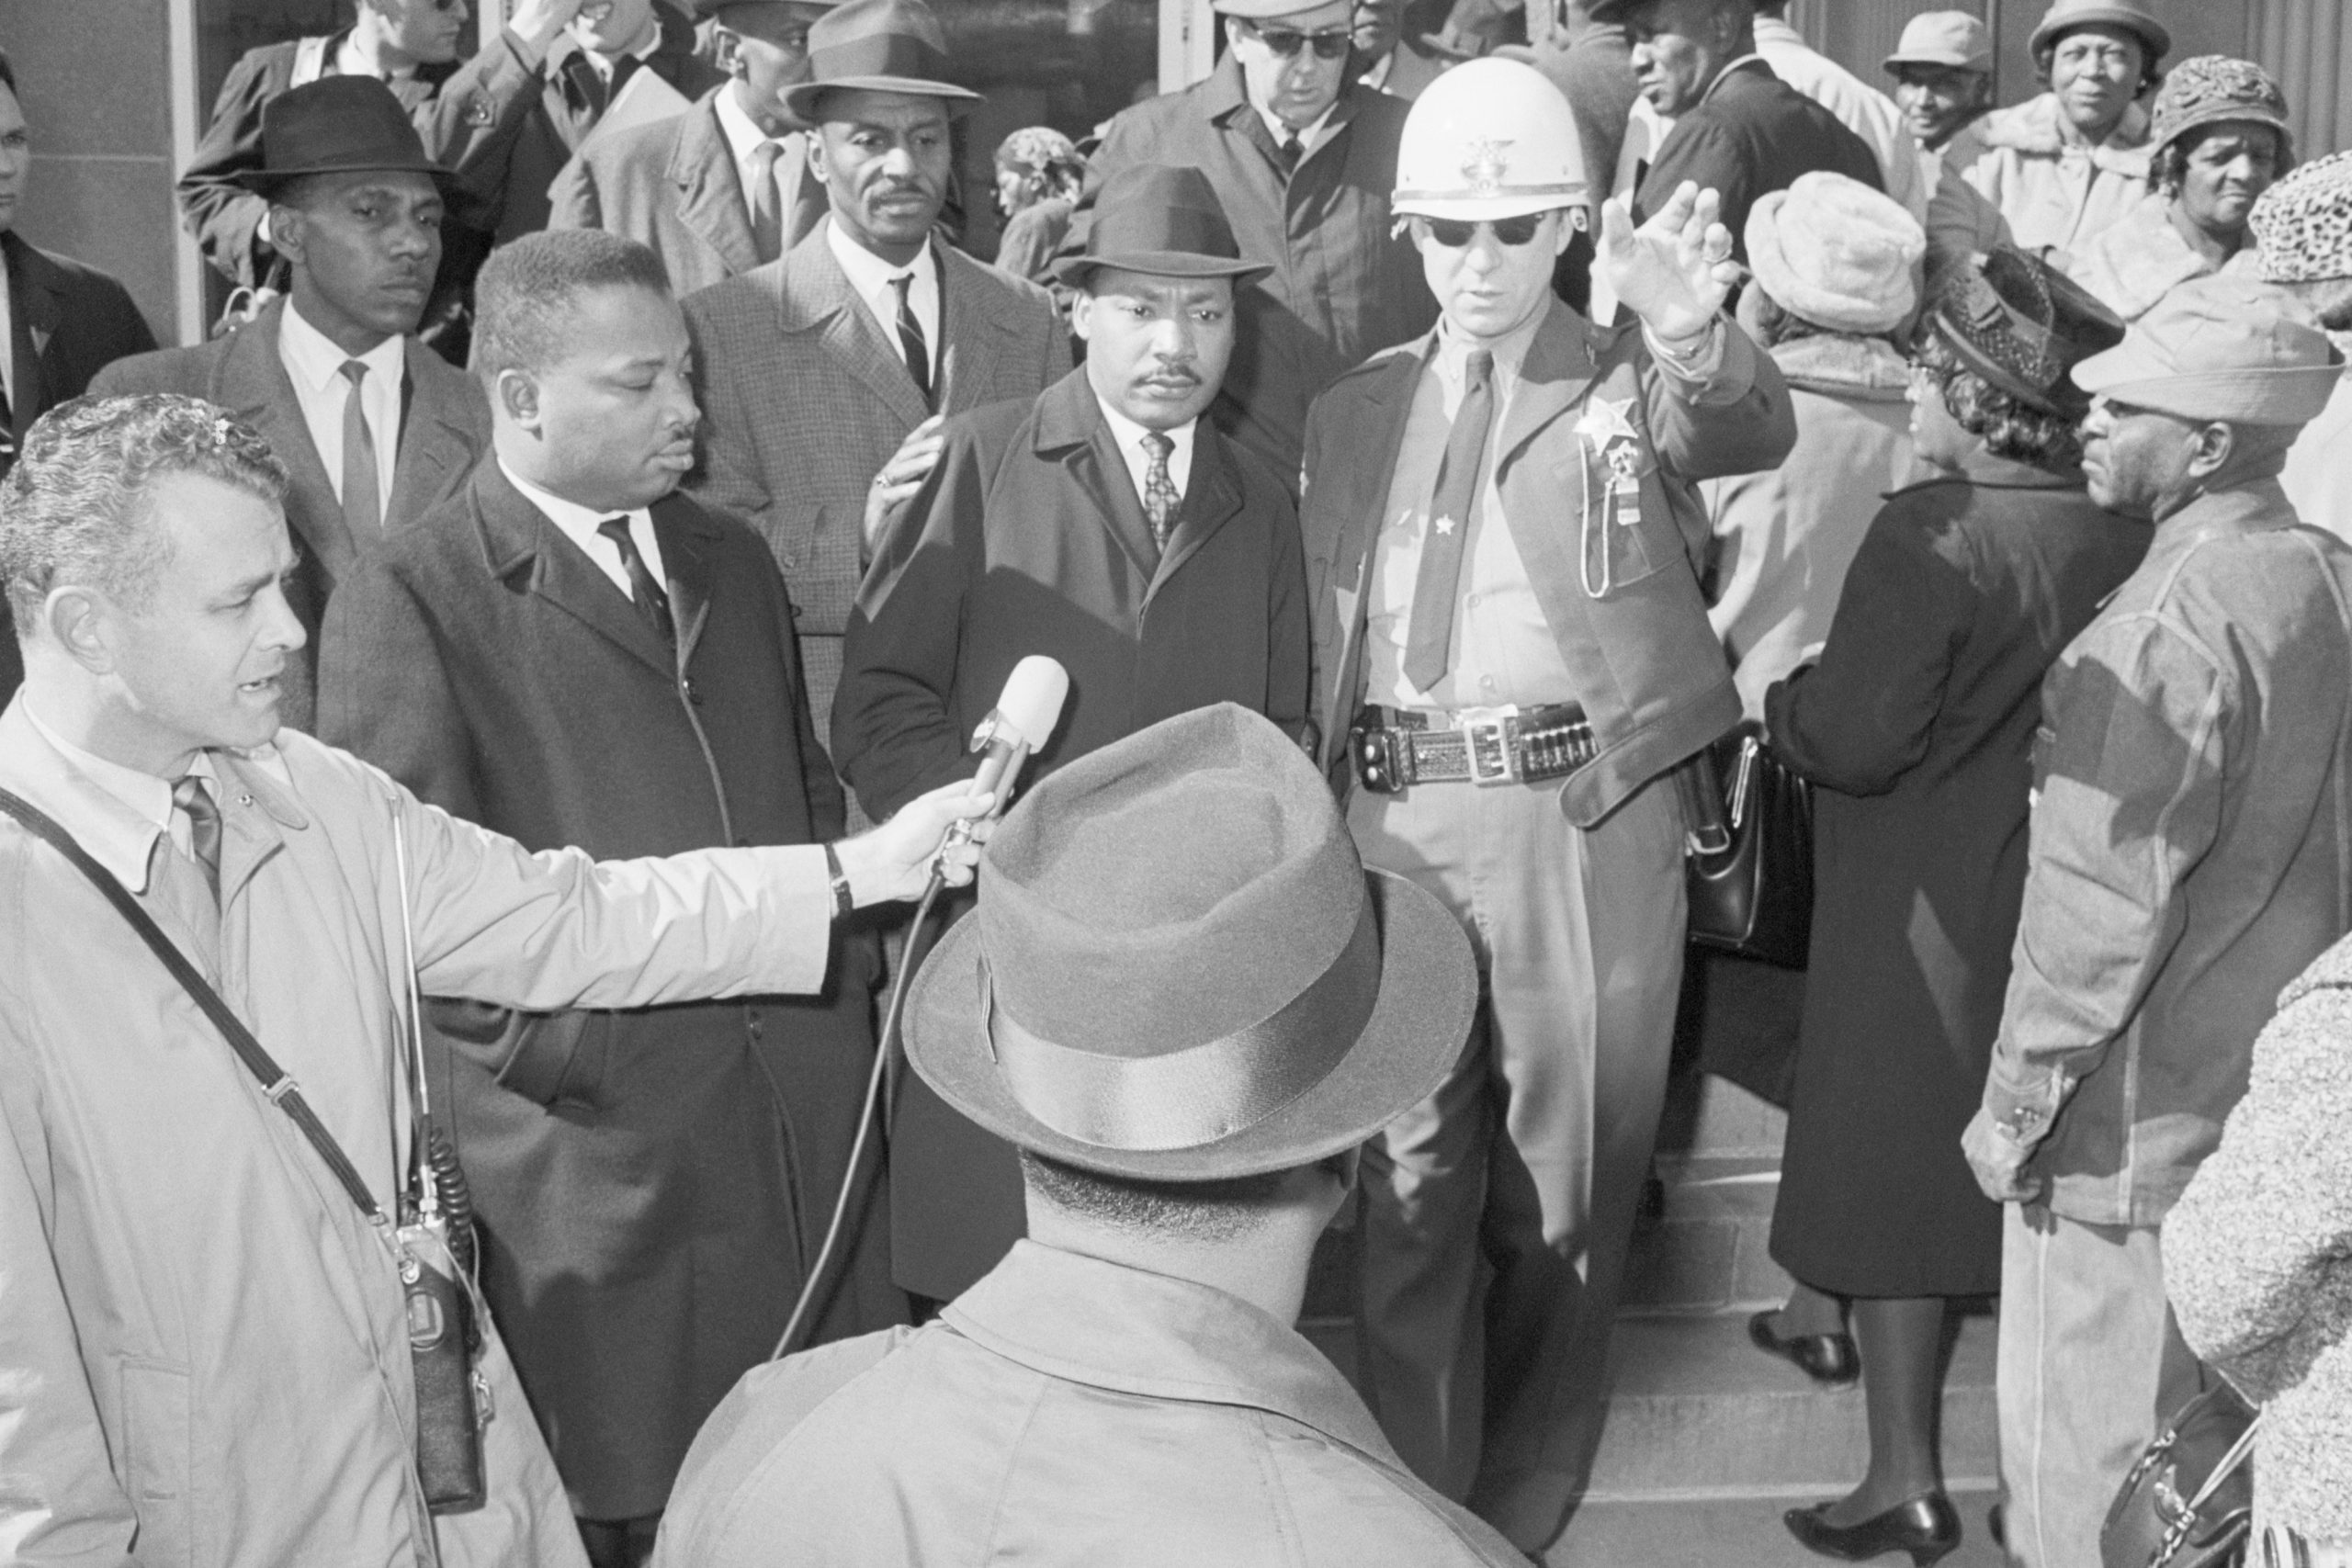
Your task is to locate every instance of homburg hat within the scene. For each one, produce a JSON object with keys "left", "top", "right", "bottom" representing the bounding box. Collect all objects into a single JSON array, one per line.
[
  {"left": 232, "top": 75, "right": 456, "bottom": 195},
  {"left": 1051, "top": 164, "right": 1271, "bottom": 288},
  {"left": 780, "top": 0, "right": 980, "bottom": 121},
  {"left": 904, "top": 705, "right": 1479, "bottom": 1183}
]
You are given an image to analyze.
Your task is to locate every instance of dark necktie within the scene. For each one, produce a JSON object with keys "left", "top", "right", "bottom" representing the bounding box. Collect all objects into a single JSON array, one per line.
[
  {"left": 560, "top": 51, "right": 607, "bottom": 118},
  {"left": 1402, "top": 349, "right": 1496, "bottom": 694},
  {"left": 889, "top": 272, "right": 933, "bottom": 408},
  {"left": 173, "top": 773, "right": 222, "bottom": 904},
  {"left": 597, "top": 516, "right": 674, "bottom": 644},
  {"left": 1276, "top": 130, "right": 1305, "bottom": 176},
  {"left": 338, "top": 360, "right": 381, "bottom": 539},
  {"left": 747, "top": 140, "right": 785, "bottom": 265},
  {"left": 1139, "top": 431, "right": 1179, "bottom": 551}
]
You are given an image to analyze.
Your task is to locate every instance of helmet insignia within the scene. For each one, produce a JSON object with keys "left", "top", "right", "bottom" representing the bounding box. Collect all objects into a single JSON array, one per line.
[{"left": 1461, "top": 137, "right": 1514, "bottom": 196}]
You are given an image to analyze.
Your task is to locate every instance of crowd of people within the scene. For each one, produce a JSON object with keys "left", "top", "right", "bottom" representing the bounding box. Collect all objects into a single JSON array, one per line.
[{"left": 0, "top": 0, "right": 2348, "bottom": 1563}]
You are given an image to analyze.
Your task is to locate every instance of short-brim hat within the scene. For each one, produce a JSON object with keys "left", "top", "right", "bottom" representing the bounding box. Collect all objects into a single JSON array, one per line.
[
  {"left": 904, "top": 704, "right": 1478, "bottom": 1183},
  {"left": 2252, "top": 149, "right": 2352, "bottom": 285},
  {"left": 232, "top": 75, "right": 456, "bottom": 195},
  {"left": 1883, "top": 11, "right": 1994, "bottom": 74},
  {"left": 1930, "top": 245, "right": 2127, "bottom": 418},
  {"left": 1747, "top": 172, "right": 1926, "bottom": 336},
  {"left": 1211, "top": 0, "right": 1353, "bottom": 20},
  {"left": 780, "top": 0, "right": 981, "bottom": 122},
  {"left": 1052, "top": 164, "right": 1271, "bottom": 288},
  {"left": 2072, "top": 274, "right": 2344, "bottom": 425},
  {"left": 2147, "top": 55, "right": 2294, "bottom": 165},
  {"left": 2029, "top": 0, "right": 2170, "bottom": 63}
]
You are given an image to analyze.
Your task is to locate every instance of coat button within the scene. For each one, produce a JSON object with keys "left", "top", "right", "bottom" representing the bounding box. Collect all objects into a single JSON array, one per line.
[{"left": 682, "top": 678, "right": 703, "bottom": 705}]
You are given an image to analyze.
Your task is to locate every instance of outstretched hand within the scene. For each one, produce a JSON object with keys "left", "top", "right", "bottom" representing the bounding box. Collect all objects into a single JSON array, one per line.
[
  {"left": 1597, "top": 181, "right": 1742, "bottom": 344},
  {"left": 832, "top": 779, "right": 998, "bottom": 907}
]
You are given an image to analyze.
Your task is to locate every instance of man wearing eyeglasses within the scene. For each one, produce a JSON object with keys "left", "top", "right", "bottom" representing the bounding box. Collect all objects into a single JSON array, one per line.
[
  {"left": 1071, "top": 0, "right": 1436, "bottom": 482},
  {"left": 549, "top": 0, "right": 836, "bottom": 297},
  {"left": 1299, "top": 59, "right": 1792, "bottom": 1557}
]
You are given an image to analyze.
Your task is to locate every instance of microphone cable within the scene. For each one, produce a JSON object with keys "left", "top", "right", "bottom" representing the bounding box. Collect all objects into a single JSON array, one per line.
[{"left": 770, "top": 863, "right": 949, "bottom": 1360}]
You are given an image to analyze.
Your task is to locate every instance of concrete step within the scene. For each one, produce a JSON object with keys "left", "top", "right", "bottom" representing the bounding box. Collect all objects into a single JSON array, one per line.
[
  {"left": 1545, "top": 1488, "right": 2007, "bottom": 1568},
  {"left": 1623, "top": 1154, "right": 1792, "bottom": 1314},
  {"left": 1582, "top": 1309, "right": 1999, "bottom": 1503}
]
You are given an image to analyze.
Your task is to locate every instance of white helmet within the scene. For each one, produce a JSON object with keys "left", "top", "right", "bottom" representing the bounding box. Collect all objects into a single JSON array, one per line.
[{"left": 1392, "top": 58, "right": 1589, "bottom": 222}]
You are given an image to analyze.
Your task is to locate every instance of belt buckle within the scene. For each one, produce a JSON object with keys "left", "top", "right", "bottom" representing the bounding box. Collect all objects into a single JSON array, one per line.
[{"left": 1457, "top": 706, "right": 1520, "bottom": 786}]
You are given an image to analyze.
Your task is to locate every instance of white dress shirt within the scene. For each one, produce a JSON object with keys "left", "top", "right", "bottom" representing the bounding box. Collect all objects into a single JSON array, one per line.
[
  {"left": 499, "top": 457, "right": 668, "bottom": 599},
  {"left": 0, "top": 266, "right": 16, "bottom": 413},
  {"left": 713, "top": 83, "right": 793, "bottom": 227},
  {"left": 1255, "top": 100, "right": 1338, "bottom": 162},
  {"left": 827, "top": 219, "right": 941, "bottom": 387},
  {"left": 19, "top": 701, "right": 214, "bottom": 892},
  {"left": 1095, "top": 397, "right": 1195, "bottom": 512},
  {"left": 277, "top": 300, "right": 404, "bottom": 513},
  {"left": 579, "top": 22, "right": 665, "bottom": 83}
]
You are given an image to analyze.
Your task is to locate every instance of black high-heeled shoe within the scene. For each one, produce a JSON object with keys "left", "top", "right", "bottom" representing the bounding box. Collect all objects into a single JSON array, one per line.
[
  {"left": 1783, "top": 1493, "right": 1962, "bottom": 1566},
  {"left": 1747, "top": 1308, "right": 1860, "bottom": 1386}
]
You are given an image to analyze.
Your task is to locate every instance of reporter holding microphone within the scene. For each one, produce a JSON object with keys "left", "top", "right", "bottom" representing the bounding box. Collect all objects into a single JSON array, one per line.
[
  {"left": 833, "top": 162, "right": 1314, "bottom": 1306},
  {"left": 0, "top": 392, "right": 990, "bottom": 1567}
]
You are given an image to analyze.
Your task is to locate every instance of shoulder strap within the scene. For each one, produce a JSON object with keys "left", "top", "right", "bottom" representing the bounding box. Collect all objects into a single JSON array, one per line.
[{"left": 0, "top": 784, "right": 386, "bottom": 1224}]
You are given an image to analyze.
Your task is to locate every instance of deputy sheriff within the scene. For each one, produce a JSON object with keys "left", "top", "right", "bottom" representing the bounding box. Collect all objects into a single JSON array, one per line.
[{"left": 1298, "top": 58, "right": 1795, "bottom": 1553}]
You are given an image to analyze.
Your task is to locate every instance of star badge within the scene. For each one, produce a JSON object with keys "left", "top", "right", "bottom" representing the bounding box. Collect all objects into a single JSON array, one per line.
[
  {"left": 1574, "top": 398, "right": 1638, "bottom": 449},
  {"left": 1433, "top": 515, "right": 1457, "bottom": 536}
]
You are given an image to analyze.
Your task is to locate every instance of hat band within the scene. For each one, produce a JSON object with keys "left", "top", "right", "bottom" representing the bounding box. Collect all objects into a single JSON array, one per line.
[
  {"left": 1392, "top": 182, "right": 1586, "bottom": 206},
  {"left": 985, "top": 895, "right": 1381, "bottom": 1153}
]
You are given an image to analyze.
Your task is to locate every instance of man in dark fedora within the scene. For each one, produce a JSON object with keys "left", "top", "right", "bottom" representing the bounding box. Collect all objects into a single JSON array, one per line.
[
  {"left": 832, "top": 162, "right": 1312, "bottom": 1307},
  {"left": 683, "top": 0, "right": 1067, "bottom": 750},
  {"left": 96, "top": 74, "right": 489, "bottom": 734},
  {"left": 658, "top": 704, "right": 1529, "bottom": 1567}
]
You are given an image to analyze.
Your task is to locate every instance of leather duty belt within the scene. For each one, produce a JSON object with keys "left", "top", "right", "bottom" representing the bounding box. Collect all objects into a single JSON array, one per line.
[{"left": 1350, "top": 703, "right": 1596, "bottom": 793}]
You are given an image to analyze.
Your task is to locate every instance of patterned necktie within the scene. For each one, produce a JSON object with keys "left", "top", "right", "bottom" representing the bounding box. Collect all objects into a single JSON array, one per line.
[
  {"left": 338, "top": 360, "right": 382, "bottom": 539},
  {"left": 889, "top": 272, "right": 934, "bottom": 408},
  {"left": 747, "top": 140, "right": 785, "bottom": 265},
  {"left": 1139, "top": 431, "right": 1179, "bottom": 551},
  {"left": 597, "top": 516, "right": 674, "bottom": 644},
  {"left": 1401, "top": 349, "right": 1496, "bottom": 694},
  {"left": 172, "top": 773, "right": 222, "bottom": 904}
]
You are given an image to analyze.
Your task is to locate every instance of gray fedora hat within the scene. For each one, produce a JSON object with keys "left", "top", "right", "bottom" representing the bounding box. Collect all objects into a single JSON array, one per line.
[
  {"left": 904, "top": 704, "right": 1477, "bottom": 1182},
  {"left": 780, "top": 0, "right": 981, "bottom": 121}
]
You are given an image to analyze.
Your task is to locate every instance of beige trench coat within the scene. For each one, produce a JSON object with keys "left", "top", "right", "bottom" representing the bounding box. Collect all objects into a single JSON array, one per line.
[{"left": 0, "top": 699, "right": 832, "bottom": 1567}]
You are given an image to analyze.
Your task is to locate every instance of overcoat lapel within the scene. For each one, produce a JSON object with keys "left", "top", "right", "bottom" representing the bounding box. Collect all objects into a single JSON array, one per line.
[
  {"left": 936, "top": 247, "right": 1023, "bottom": 413},
  {"left": 652, "top": 492, "right": 718, "bottom": 671},
  {"left": 1155, "top": 425, "right": 1245, "bottom": 590},
  {"left": 385, "top": 343, "right": 477, "bottom": 527},
  {"left": 471, "top": 464, "right": 676, "bottom": 679},
  {"left": 6, "top": 235, "right": 56, "bottom": 441},
  {"left": 783, "top": 230, "right": 932, "bottom": 429},
  {"left": 216, "top": 300, "right": 356, "bottom": 585},
  {"left": 671, "top": 99, "right": 761, "bottom": 278},
  {"left": 1035, "top": 376, "right": 1159, "bottom": 579}
]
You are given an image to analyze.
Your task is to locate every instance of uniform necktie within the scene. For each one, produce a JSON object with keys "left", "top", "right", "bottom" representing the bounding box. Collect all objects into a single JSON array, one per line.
[
  {"left": 1139, "top": 431, "right": 1179, "bottom": 551},
  {"left": 747, "top": 140, "right": 785, "bottom": 265},
  {"left": 889, "top": 272, "right": 933, "bottom": 408},
  {"left": 1276, "top": 130, "right": 1305, "bottom": 175},
  {"left": 1402, "top": 349, "right": 1495, "bottom": 694},
  {"left": 338, "top": 360, "right": 382, "bottom": 539},
  {"left": 172, "top": 773, "right": 222, "bottom": 904},
  {"left": 597, "top": 516, "right": 674, "bottom": 644}
]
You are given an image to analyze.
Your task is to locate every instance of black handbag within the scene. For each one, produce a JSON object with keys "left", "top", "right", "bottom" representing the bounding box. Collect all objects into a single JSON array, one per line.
[
  {"left": 2102, "top": 1382, "right": 2260, "bottom": 1568},
  {"left": 0, "top": 785, "right": 488, "bottom": 1514},
  {"left": 1683, "top": 722, "right": 1815, "bottom": 969}
]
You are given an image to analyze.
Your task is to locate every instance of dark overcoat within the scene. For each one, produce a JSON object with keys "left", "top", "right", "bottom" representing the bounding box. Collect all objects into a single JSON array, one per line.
[
  {"left": 89, "top": 299, "right": 489, "bottom": 733},
  {"left": 832, "top": 367, "right": 1312, "bottom": 1300},
  {"left": 313, "top": 462, "right": 891, "bottom": 1520},
  {"left": 1634, "top": 58, "right": 1883, "bottom": 260},
  {"left": 1074, "top": 62, "right": 1437, "bottom": 479},
  {"left": 1763, "top": 458, "right": 2147, "bottom": 1297}
]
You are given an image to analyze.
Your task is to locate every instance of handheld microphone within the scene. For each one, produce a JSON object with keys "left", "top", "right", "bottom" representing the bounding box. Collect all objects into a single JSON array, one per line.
[{"left": 936, "top": 655, "right": 1069, "bottom": 870}]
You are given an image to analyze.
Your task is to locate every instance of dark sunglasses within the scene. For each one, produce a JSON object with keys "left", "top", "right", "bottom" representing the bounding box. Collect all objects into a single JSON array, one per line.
[
  {"left": 1419, "top": 214, "right": 1547, "bottom": 248},
  {"left": 1245, "top": 22, "right": 1352, "bottom": 59}
]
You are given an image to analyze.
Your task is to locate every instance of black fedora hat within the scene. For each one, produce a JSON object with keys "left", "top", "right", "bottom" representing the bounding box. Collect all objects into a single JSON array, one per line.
[
  {"left": 780, "top": 0, "right": 982, "bottom": 122},
  {"left": 1930, "top": 245, "right": 2126, "bottom": 418},
  {"left": 232, "top": 75, "right": 454, "bottom": 194},
  {"left": 1051, "top": 164, "right": 1272, "bottom": 288},
  {"left": 904, "top": 705, "right": 1477, "bottom": 1183}
]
